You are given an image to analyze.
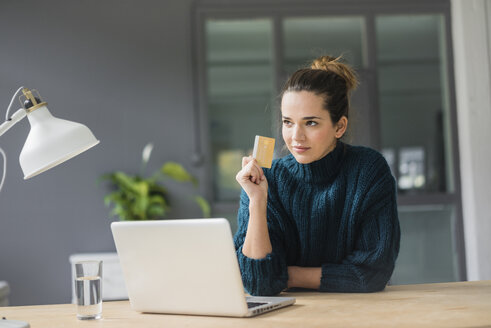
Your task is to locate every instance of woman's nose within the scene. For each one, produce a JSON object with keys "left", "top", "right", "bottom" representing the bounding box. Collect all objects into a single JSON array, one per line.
[{"left": 292, "top": 126, "right": 305, "bottom": 141}]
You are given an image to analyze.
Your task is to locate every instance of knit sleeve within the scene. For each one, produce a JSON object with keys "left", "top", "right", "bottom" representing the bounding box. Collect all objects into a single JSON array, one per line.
[
  {"left": 320, "top": 157, "right": 401, "bottom": 293},
  {"left": 233, "top": 189, "right": 289, "bottom": 296}
]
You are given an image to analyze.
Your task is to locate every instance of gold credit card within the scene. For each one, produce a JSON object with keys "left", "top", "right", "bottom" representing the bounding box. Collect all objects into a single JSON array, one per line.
[{"left": 253, "top": 135, "right": 275, "bottom": 168}]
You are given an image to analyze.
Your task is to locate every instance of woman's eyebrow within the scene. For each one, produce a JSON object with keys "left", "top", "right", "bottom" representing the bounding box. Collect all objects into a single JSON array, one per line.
[{"left": 282, "top": 116, "right": 323, "bottom": 120}]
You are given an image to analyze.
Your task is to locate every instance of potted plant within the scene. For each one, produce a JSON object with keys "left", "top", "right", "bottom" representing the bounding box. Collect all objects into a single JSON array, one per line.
[{"left": 101, "top": 143, "right": 210, "bottom": 220}]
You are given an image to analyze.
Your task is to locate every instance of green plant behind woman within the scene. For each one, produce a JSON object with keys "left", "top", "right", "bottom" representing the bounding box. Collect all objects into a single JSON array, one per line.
[{"left": 101, "top": 143, "right": 210, "bottom": 221}]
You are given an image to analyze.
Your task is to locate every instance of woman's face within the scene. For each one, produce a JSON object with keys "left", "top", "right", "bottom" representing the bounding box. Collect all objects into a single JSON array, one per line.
[{"left": 281, "top": 90, "right": 347, "bottom": 164}]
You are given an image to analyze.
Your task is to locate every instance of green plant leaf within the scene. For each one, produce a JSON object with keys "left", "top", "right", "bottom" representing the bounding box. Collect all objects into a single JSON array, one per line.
[
  {"left": 194, "top": 196, "right": 211, "bottom": 218},
  {"left": 149, "top": 195, "right": 167, "bottom": 206},
  {"left": 148, "top": 182, "right": 167, "bottom": 195},
  {"left": 147, "top": 204, "right": 165, "bottom": 219},
  {"left": 134, "top": 194, "right": 149, "bottom": 218},
  {"left": 134, "top": 181, "right": 150, "bottom": 197},
  {"left": 161, "top": 162, "right": 197, "bottom": 186},
  {"left": 104, "top": 192, "right": 125, "bottom": 208},
  {"left": 111, "top": 203, "right": 129, "bottom": 221}
]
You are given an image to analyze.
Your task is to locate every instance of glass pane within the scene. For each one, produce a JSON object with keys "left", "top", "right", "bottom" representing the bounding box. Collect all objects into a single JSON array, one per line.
[
  {"left": 283, "top": 16, "right": 366, "bottom": 73},
  {"left": 206, "top": 19, "right": 275, "bottom": 201},
  {"left": 391, "top": 205, "right": 459, "bottom": 284},
  {"left": 376, "top": 14, "right": 454, "bottom": 193}
]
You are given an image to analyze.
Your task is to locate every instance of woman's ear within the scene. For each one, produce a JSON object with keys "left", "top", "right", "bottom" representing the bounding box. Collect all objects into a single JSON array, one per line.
[{"left": 335, "top": 116, "right": 348, "bottom": 138}]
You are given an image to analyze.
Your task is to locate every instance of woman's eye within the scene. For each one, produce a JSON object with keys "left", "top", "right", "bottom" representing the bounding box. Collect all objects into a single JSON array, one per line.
[
  {"left": 306, "top": 121, "right": 318, "bottom": 126},
  {"left": 283, "top": 120, "right": 292, "bottom": 126}
]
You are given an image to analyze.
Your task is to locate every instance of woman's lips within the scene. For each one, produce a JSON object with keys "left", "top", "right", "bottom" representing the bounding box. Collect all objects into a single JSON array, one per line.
[{"left": 292, "top": 146, "right": 310, "bottom": 153}]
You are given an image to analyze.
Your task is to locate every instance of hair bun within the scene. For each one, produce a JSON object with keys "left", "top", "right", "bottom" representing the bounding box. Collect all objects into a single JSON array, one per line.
[{"left": 311, "top": 55, "right": 358, "bottom": 92}]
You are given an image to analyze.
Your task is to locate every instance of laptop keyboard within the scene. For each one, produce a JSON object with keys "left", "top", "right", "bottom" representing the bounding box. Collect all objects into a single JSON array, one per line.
[{"left": 247, "top": 301, "right": 268, "bottom": 308}]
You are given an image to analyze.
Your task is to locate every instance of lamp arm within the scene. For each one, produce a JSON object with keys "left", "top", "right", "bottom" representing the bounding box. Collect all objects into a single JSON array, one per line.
[
  {"left": 0, "top": 147, "right": 6, "bottom": 192},
  {"left": 1, "top": 85, "right": 28, "bottom": 193},
  {"left": 5, "top": 86, "right": 25, "bottom": 121},
  {"left": 0, "top": 109, "right": 27, "bottom": 193},
  {"left": 0, "top": 108, "right": 27, "bottom": 138},
  {"left": 1, "top": 85, "right": 28, "bottom": 137}
]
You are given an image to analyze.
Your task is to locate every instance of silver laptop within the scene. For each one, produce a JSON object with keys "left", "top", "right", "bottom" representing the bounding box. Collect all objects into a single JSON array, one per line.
[{"left": 111, "top": 218, "right": 295, "bottom": 317}]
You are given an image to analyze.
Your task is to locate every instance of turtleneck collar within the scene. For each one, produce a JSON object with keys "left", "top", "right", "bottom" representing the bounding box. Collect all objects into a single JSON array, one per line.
[{"left": 288, "top": 140, "right": 346, "bottom": 184}]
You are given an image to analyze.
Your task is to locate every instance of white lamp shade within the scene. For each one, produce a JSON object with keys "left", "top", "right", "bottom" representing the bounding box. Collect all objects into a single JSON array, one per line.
[{"left": 19, "top": 105, "right": 100, "bottom": 179}]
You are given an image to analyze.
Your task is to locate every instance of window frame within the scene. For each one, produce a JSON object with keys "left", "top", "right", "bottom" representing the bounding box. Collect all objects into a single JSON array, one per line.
[{"left": 191, "top": 0, "right": 465, "bottom": 280}]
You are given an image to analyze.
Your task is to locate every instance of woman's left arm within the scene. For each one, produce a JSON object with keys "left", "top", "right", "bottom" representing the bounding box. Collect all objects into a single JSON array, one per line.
[
  {"left": 287, "top": 266, "right": 322, "bottom": 289},
  {"left": 321, "top": 189, "right": 399, "bottom": 292}
]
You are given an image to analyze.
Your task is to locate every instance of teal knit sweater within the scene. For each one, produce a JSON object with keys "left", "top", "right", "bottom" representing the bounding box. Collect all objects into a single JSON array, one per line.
[{"left": 234, "top": 141, "right": 400, "bottom": 296}]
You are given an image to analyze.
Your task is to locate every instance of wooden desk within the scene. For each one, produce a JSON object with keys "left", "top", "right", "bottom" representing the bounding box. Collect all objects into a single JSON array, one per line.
[{"left": 1, "top": 281, "right": 490, "bottom": 328}]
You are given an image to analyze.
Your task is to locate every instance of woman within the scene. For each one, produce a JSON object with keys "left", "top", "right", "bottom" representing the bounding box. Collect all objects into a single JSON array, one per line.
[{"left": 234, "top": 55, "right": 400, "bottom": 296}]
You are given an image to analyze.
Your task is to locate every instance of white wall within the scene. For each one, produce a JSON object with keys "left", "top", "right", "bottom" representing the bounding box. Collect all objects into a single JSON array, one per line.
[{"left": 452, "top": 0, "right": 491, "bottom": 280}]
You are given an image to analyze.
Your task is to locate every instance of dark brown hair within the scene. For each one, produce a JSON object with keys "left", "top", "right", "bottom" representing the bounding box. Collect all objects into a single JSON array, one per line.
[{"left": 281, "top": 55, "right": 358, "bottom": 124}]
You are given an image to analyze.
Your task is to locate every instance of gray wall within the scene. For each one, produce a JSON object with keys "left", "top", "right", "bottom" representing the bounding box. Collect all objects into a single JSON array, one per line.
[{"left": 0, "top": 0, "right": 202, "bottom": 305}]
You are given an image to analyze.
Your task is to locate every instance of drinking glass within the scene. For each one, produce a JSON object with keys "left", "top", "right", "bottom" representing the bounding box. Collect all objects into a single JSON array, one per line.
[{"left": 74, "top": 260, "right": 102, "bottom": 320}]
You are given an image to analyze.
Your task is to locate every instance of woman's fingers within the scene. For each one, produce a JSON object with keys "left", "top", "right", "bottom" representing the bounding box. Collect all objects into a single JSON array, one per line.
[
  {"left": 236, "top": 157, "right": 269, "bottom": 200},
  {"left": 248, "top": 160, "right": 264, "bottom": 185},
  {"left": 256, "top": 163, "right": 264, "bottom": 179},
  {"left": 242, "top": 156, "right": 253, "bottom": 168},
  {"left": 237, "top": 157, "right": 264, "bottom": 185}
]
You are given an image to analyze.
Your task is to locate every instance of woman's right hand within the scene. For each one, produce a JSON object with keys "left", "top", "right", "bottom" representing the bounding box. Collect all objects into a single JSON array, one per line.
[
  {"left": 236, "top": 156, "right": 268, "bottom": 201},
  {"left": 237, "top": 157, "right": 272, "bottom": 260}
]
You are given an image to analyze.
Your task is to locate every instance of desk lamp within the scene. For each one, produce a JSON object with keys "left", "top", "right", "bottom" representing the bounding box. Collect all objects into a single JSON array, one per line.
[
  {"left": 0, "top": 87, "right": 99, "bottom": 328},
  {"left": 0, "top": 86, "right": 99, "bottom": 192}
]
